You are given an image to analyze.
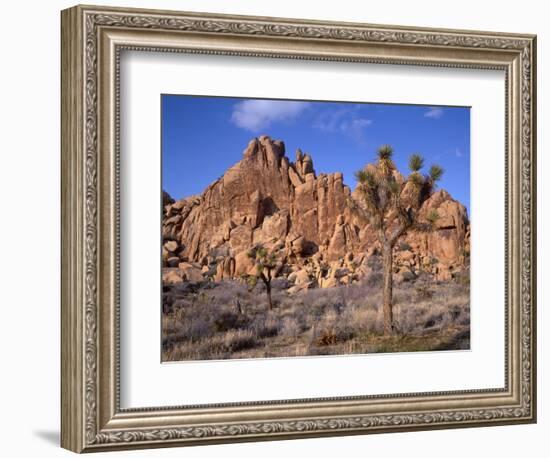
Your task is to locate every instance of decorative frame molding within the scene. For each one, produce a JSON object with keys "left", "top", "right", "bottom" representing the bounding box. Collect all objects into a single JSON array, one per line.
[{"left": 61, "top": 4, "right": 536, "bottom": 453}]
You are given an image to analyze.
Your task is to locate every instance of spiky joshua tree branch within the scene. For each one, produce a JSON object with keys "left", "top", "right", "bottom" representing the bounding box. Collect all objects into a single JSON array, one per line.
[{"left": 355, "top": 145, "right": 444, "bottom": 335}]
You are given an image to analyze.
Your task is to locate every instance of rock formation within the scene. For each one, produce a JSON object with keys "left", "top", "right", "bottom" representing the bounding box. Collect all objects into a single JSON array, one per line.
[{"left": 162, "top": 136, "right": 470, "bottom": 287}]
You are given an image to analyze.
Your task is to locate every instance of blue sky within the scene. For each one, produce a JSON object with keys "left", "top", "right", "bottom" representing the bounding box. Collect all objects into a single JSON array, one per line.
[{"left": 162, "top": 95, "right": 470, "bottom": 213}]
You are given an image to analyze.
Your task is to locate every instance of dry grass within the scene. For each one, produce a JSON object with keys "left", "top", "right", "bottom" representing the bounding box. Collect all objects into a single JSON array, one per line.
[{"left": 162, "top": 276, "right": 470, "bottom": 362}]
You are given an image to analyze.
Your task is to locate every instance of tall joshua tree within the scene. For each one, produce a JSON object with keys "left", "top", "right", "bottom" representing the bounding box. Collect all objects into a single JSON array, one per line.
[
  {"left": 245, "top": 243, "right": 282, "bottom": 311},
  {"left": 355, "top": 145, "right": 443, "bottom": 335}
]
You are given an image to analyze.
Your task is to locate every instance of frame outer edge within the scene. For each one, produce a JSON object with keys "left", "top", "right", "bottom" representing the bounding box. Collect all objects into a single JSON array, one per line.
[
  {"left": 528, "top": 36, "right": 537, "bottom": 423},
  {"left": 61, "top": 5, "right": 86, "bottom": 453},
  {"left": 61, "top": 4, "right": 537, "bottom": 452}
]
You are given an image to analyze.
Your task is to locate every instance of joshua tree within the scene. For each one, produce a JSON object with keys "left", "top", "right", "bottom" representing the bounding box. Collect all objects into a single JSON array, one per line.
[
  {"left": 355, "top": 145, "right": 443, "bottom": 335},
  {"left": 245, "top": 243, "right": 283, "bottom": 311}
]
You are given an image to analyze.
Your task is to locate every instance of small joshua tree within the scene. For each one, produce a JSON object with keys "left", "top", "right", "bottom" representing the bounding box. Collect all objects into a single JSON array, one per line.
[
  {"left": 245, "top": 243, "right": 283, "bottom": 311},
  {"left": 355, "top": 145, "right": 443, "bottom": 335}
]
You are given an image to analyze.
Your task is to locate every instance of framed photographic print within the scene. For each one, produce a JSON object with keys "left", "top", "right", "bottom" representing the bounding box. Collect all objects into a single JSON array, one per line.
[{"left": 61, "top": 4, "right": 537, "bottom": 453}]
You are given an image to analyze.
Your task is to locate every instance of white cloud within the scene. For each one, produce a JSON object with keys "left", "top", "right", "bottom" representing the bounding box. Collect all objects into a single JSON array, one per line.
[
  {"left": 313, "top": 108, "right": 372, "bottom": 143},
  {"left": 230, "top": 99, "right": 310, "bottom": 132},
  {"left": 424, "top": 107, "right": 444, "bottom": 119},
  {"left": 313, "top": 108, "right": 348, "bottom": 132},
  {"left": 350, "top": 118, "right": 373, "bottom": 129}
]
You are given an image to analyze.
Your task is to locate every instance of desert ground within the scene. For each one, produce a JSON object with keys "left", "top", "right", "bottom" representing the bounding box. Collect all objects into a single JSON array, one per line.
[{"left": 162, "top": 267, "right": 470, "bottom": 362}]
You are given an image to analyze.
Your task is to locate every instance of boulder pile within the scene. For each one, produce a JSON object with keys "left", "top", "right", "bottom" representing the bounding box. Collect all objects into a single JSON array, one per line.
[{"left": 162, "top": 136, "right": 470, "bottom": 288}]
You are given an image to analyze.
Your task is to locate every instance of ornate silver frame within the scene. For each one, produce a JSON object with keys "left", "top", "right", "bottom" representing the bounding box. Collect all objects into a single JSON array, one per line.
[{"left": 61, "top": 4, "right": 537, "bottom": 453}]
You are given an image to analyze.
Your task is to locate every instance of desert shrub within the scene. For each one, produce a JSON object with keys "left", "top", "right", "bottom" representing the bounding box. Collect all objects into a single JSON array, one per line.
[
  {"left": 280, "top": 316, "right": 301, "bottom": 339},
  {"left": 331, "top": 301, "right": 346, "bottom": 315},
  {"left": 214, "top": 310, "right": 249, "bottom": 332},
  {"left": 388, "top": 279, "right": 471, "bottom": 335},
  {"left": 222, "top": 329, "right": 257, "bottom": 352},
  {"left": 448, "top": 304, "right": 462, "bottom": 320},
  {"left": 339, "top": 284, "right": 366, "bottom": 305},
  {"left": 458, "top": 308, "right": 470, "bottom": 326},
  {"left": 207, "top": 280, "right": 248, "bottom": 304},
  {"left": 361, "top": 308, "right": 384, "bottom": 334},
  {"left": 274, "top": 294, "right": 293, "bottom": 311},
  {"left": 271, "top": 278, "right": 290, "bottom": 291},
  {"left": 366, "top": 255, "right": 382, "bottom": 271},
  {"left": 337, "top": 324, "right": 355, "bottom": 341},
  {"left": 162, "top": 315, "right": 212, "bottom": 351},
  {"left": 315, "top": 326, "right": 355, "bottom": 346},
  {"left": 454, "top": 268, "right": 470, "bottom": 287},
  {"left": 395, "top": 304, "right": 427, "bottom": 334},
  {"left": 169, "top": 329, "right": 259, "bottom": 360},
  {"left": 315, "top": 328, "right": 338, "bottom": 346},
  {"left": 250, "top": 313, "right": 280, "bottom": 338},
  {"left": 415, "top": 284, "right": 434, "bottom": 301},
  {"left": 313, "top": 306, "right": 356, "bottom": 345},
  {"left": 365, "top": 272, "right": 383, "bottom": 288},
  {"left": 400, "top": 270, "right": 417, "bottom": 283},
  {"left": 425, "top": 309, "right": 451, "bottom": 329},
  {"left": 392, "top": 289, "right": 408, "bottom": 305},
  {"left": 162, "top": 294, "right": 173, "bottom": 314},
  {"left": 172, "top": 298, "right": 195, "bottom": 309},
  {"left": 280, "top": 302, "right": 310, "bottom": 332},
  {"left": 183, "top": 317, "right": 211, "bottom": 341},
  {"left": 307, "top": 299, "right": 332, "bottom": 322}
]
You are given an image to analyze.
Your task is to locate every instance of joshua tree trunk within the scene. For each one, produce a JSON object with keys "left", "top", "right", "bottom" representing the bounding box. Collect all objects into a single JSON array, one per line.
[
  {"left": 265, "top": 281, "right": 273, "bottom": 311},
  {"left": 382, "top": 243, "right": 394, "bottom": 335},
  {"left": 260, "top": 271, "right": 273, "bottom": 311}
]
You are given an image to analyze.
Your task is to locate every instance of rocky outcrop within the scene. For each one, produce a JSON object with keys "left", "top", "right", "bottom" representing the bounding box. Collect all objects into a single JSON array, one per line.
[{"left": 162, "top": 136, "right": 470, "bottom": 287}]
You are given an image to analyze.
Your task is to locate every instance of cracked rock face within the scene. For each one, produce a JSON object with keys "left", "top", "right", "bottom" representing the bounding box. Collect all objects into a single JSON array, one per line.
[{"left": 162, "top": 136, "right": 470, "bottom": 287}]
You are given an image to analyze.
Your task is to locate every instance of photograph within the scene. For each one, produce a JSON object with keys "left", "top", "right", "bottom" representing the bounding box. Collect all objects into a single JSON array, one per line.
[{"left": 161, "top": 95, "right": 471, "bottom": 362}]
